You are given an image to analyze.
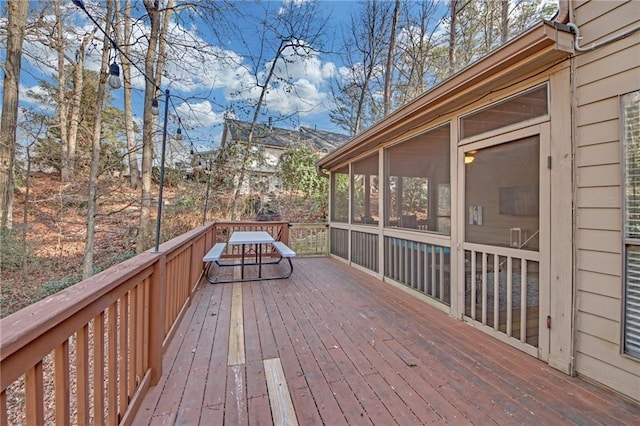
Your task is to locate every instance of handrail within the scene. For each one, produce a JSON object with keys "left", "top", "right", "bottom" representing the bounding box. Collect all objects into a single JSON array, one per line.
[
  {"left": 289, "top": 222, "right": 329, "bottom": 256},
  {"left": 0, "top": 221, "right": 295, "bottom": 425},
  {"left": 212, "top": 221, "right": 291, "bottom": 259},
  {"left": 0, "top": 223, "right": 215, "bottom": 425}
]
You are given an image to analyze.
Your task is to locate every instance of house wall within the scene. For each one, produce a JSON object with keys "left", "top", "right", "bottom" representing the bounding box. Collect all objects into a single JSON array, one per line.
[{"left": 572, "top": 0, "right": 640, "bottom": 401}]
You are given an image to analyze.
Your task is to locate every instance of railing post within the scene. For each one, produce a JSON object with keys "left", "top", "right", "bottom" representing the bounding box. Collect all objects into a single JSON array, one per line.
[
  {"left": 149, "top": 254, "right": 166, "bottom": 385},
  {"left": 282, "top": 222, "right": 290, "bottom": 244}
]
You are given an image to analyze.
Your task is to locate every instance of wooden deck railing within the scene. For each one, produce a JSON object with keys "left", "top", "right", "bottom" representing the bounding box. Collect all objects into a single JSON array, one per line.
[
  {"left": 210, "top": 221, "right": 329, "bottom": 258},
  {"left": 289, "top": 223, "right": 328, "bottom": 256},
  {"left": 212, "top": 221, "right": 290, "bottom": 259},
  {"left": 0, "top": 221, "right": 293, "bottom": 425}
]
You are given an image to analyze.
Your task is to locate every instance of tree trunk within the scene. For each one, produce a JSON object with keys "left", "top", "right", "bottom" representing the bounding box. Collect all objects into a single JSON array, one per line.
[
  {"left": 82, "top": 0, "right": 114, "bottom": 280},
  {"left": 0, "top": 0, "right": 28, "bottom": 231},
  {"left": 120, "top": 0, "right": 140, "bottom": 190},
  {"left": 139, "top": 0, "right": 174, "bottom": 252},
  {"left": 54, "top": 0, "right": 71, "bottom": 182},
  {"left": 68, "top": 34, "right": 92, "bottom": 181},
  {"left": 500, "top": 0, "right": 510, "bottom": 44},
  {"left": 22, "top": 140, "right": 34, "bottom": 280},
  {"left": 383, "top": 0, "right": 400, "bottom": 117},
  {"left": 139, "top": 0, "right": 162, "bottom": 253},
  {"left": 448, "top": 0, "right": 457, "bottom": 75},
  {"left": 230, "top": 39, "right": 286, "bottom": 220}
]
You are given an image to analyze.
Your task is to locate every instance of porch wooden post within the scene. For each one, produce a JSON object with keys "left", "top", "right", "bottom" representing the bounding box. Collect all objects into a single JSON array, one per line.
[
  {"left": 149, "top": 254, "right": 166, "bottom": 385},
  {"left": 282, "top": 222, "right": 290, "bottom": 244},
  {"left": 396, "top": 177, "right": 403, "bottom": 218},
  {"left": 364, "top": 175, "right": 371, "bottom": 217}
]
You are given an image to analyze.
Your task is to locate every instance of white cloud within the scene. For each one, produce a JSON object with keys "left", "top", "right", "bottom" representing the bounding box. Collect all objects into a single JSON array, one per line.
[
  {"left": 174, "top": 100, "right": 225, "bottom": 129},
  {"left": 16, "top": 3, "right": 340, "bottom": 136}
]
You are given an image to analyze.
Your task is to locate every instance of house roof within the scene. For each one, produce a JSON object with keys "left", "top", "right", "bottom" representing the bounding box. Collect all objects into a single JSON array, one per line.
[
  {"left": 223, "top": 119, "right": 349, "bottom": 153},
  {"left": 317, "top": 20, "right": 575, "bottom": 171}
]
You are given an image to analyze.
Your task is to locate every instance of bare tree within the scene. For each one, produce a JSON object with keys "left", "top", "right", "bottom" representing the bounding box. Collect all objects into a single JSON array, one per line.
[
  {"left": 383, "top": 0, "right": 400, "bottom": 117},
  {"left": 394, "top": 0, "right": 441, "bottom": 106},
  {"left": 82, "top": 0, "right": 115, "bottom": 279},
  {"left": 218, "top": 0, "right": 329, "bottom": 220},
  {"left": 52, "top": 0, "right": 71, "bottom": 182},
  {"left": 330, "top": 0, "right": 392, "bottom": 135},
  {"left": 67, "top": 31, "right": 95, "bottom": 179},
  {"left": 0, "top": 0, "right": 29, "bottom": 231},
  {"left": 501, "top": 0, "right": 510, "bottom": 44},
  {"left": 138, "top": 0, "right": 175, "bottom": 252},
  {"left": 448, "top": 0, "right": 459, "bottom": 74},
  {"left": 18, "top": 110, "right": 46, "bottom": 280},
  {"left": 116, "top": 0, "right": 140, "bottom": 190}
]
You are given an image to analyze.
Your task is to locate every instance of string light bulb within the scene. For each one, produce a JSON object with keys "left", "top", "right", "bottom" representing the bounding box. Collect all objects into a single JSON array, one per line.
[
  {"left": 108, "top": 62, "right": 121, "bottom": 89},
  {"left": 151, "top": 98, "right": 159, "bottom": 116}
]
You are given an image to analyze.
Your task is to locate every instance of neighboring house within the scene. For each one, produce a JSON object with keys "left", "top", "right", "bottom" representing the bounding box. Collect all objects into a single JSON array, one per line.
[
  {"left": 318, "top": 0, "right": 640, "bottom": 403},
  {"left": 220, "top": 118, "right": 349, "bottom": 194}
]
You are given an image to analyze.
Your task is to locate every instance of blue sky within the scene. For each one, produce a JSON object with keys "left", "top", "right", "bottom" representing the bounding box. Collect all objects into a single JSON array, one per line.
[
  {"left": 5, "top": 0, "right": 557, "bottom": 158},
  {"left": 8, "top": 0, "right": 375, "bottom": 156}
]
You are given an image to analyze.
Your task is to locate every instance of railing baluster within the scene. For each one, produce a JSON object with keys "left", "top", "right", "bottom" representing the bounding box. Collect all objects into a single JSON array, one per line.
[
  {"left": 119, "top": 294, "right": 129, "bottom": 415},
  {"left": 94, "top": 312, "right": 105, "bottom": 426},
  {"left": 25, "top": 361, "right": 44, "bottom": 425},
  {"left": 1, "top": 389, "right": 7, "bottom": 426},
  {"left": 470, "top": 251, "right": 477, "bottom": 320},
  {"left": 430, "top": 245, "right": 437, "bottom": 297},
  {"left": 108, "top": 304, "right": 118, "bottom": 426},
  {"left": 136, "top": 283, "right": 145, "bottom": 384},
  {"left": 493, "top": 255, "right": 500, "bottom": 330},
  {"left": 506, "top": 257, "right": 513, "bottom": 337},
  {"left": 482, "top": 252, "right": 488, "bottom": 325},
  {"left": 439, "top": 247, "right": 445, "bottom": 300},
  {"left": 129, "top": 288, "right": 138, "bottom": 395},
  {"left": 54, "top": 340, "right": 70, "bottom": 425},
  {"left": 77, "top": 324, "right": 90, "bottom": 424},
  {"left": 521, "top": 259, "right": 528, "bottom": 343}
]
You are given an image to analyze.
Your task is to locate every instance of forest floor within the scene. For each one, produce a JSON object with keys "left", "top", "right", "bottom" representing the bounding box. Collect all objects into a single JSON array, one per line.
[
  {"left": 0, "top": 172, "right": 202, "bottom": 318},
  {"left": 1, "top": 172, "right": 323, "bottom": 318}
]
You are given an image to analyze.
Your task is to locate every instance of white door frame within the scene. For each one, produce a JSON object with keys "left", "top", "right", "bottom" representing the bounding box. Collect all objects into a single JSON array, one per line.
[{"left": 456, "top": 122, "right": 551, "bottom": 361}]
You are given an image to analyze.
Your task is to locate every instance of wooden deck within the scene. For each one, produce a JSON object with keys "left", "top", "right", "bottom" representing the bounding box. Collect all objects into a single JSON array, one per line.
[{"left": 134, "top": 257, "right": 639, "bottom": 425}]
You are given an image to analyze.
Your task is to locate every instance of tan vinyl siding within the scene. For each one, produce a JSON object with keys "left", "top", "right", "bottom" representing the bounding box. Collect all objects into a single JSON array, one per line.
[
  {"left": 576, "top": 186, "right": 620, "bottom": 209},
  {"left": 577, "top": 311, "right": 622, "bottom": 343},
  {"left": 577, "top": 141, "right": 619, "bottom": 165},
  {"left": 578, "top": 270, "right": 625, "bottom": 298},
  {"left": 579, "top": 290, "right": 622, "bottom": 323},
  {"left": 577, "top": 208, "right": 621, "bottom": 231},
  {"left": 574, "top": 352, "right": 640, "bottom": 402},
  {"left": 575, "top": 98, "right": 620, "bottom": 127},
  {"left": 577, "top": 120, "right": 620, "bottom": 147},
  {"left": 577, "top": 250, "right": 621, "bottom": 277},
  {"left": 578, "top": 334, "right": 640, "bottom": 376},
  {"left": 575, "top": 1, "right": 638, "bottom": 39},
  {"left": 574, "top": 0, "right": 640, "bottom": 401},
  {"left": 578, "top": 164, "right": 621, "bottom": 187},
  {"left": 577, "top": 229, "right": 622, "bottom": 253}
]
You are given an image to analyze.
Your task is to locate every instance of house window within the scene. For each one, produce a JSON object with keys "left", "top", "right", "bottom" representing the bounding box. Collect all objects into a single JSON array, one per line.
[
  {"left": 331, "top": 165, "right": 349, "bottom": 223},
  {"left": 352, "top": 153, "right": 379, "bottom": 225},
  {"left": 384, "top": 123, "right": 450, "bottom": 233},
  {"left": 460, "top": 84, "right": 548, "bottom": 139},
  {"left": 623, "top": 90, "right": 640, "bottom": 359}
]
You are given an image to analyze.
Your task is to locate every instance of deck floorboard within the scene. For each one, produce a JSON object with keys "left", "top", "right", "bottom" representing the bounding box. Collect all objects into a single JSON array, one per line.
[{"left": 134, "top": 257, "right": 640, "bottom": 425}]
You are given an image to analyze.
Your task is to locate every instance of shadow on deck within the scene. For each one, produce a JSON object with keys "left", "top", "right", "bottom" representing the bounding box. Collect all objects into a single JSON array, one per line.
[{"left": 135, "top": 257, "right": 639, "bottom": 425}]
